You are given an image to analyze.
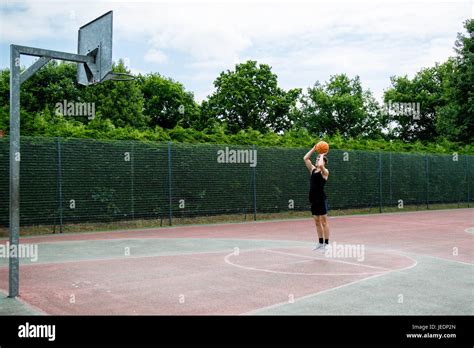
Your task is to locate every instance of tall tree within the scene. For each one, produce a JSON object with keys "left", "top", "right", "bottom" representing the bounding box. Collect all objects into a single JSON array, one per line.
[
  {"left": 139, "top": 73, "right": 201, "bottom": 129},
  {"left": 436, "top": 19, "right": 474, "bottom": 143},
  {"left": 300, "top": 74, "right": 385, "bottom": 138},
  {"left": 0, "top": 61, "right": 80, "bottom": 115},
  {"left": 0, "top": 60, "right": 148, "bottom": 132},
  {"left": 384, "top": 62, "right": 453, "bottom": 142},
  {"left": 202, "top": 60, "right": 301, "bottom": 133},
  {"left": 82, "top": 59, "right": 147, "bottom": 128}
]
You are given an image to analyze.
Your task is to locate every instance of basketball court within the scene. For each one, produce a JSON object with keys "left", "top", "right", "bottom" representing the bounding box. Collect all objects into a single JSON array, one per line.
[
  {"left": 2, "top": 7, "right": 473, "bottom": 318},
  {"left": 0, "top": 208, "right": 472, "bottom": 315}
]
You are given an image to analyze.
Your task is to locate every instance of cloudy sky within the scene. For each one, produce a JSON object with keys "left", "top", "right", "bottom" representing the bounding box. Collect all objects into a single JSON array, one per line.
[{"left": 0, "top": 0, "right": 471, "bottom": 102}]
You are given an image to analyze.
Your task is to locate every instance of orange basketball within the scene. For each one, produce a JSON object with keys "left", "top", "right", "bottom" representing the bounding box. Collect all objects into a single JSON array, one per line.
[{"left": 315, "top": 141, "right": 329, "bottom": 154}]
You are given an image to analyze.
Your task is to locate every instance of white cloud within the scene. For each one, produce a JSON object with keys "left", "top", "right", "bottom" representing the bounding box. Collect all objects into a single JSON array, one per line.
[{"left": 144, "top": 48, "right": 167, "bottom": 64}]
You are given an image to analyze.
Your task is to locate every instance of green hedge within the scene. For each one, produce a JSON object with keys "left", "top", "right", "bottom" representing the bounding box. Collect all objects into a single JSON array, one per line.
[{"left": 1, "top": 108, "right": 471, "bottom": 155}]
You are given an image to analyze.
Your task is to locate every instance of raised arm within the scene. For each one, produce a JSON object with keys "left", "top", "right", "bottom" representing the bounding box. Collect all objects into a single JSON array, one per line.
[{"left": 303, "top": 146, "right": 317, "bottom": 173}]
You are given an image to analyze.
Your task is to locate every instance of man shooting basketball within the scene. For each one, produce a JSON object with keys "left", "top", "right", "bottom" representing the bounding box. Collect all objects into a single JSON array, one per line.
[{"left": 303, "top": 144, "right": 330, "bottom": 251}]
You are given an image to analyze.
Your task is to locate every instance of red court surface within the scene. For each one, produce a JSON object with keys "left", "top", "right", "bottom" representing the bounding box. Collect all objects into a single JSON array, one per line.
[{"left": 0, "top": 208, "right": 472, "bottom": 315}]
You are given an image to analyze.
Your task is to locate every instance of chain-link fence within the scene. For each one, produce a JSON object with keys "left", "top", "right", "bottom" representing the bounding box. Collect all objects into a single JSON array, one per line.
[{"left": 0, "top": 137, "right": 472, "bottom": 230}]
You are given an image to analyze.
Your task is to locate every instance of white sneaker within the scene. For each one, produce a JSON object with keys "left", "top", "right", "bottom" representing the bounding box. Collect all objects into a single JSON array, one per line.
[
  {"left": 319, "top": 243, "right": 330, "bottom": 253},
  {"left": 313, "top": 243, "right": 324, "bottom": 251}
]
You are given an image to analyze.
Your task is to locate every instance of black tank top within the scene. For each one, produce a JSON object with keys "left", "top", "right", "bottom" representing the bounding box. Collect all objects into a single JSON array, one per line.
[{"left": 309, "top": 169, "right": 327, "bottom": 203}]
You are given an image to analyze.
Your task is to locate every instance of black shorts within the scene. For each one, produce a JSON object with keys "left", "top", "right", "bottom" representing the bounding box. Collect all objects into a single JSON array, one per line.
[{"left": 311, "top": 199, "right": 328, "bottom": 216}]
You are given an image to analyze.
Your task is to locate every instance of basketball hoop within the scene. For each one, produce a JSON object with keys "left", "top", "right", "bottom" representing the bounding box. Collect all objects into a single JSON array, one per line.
[{"left": 7, "top": 10, "right": 128, "bottom": 297}]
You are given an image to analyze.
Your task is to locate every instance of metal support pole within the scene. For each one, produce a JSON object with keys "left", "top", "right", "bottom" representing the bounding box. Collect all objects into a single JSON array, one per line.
[
  {"left": 20, "top": 57, "right": 51, "bottom": 84},
  {"left": 7, "top": 45, "right": 97, "bottom": 297},
  {"left": 131, "top": 143, "right": 135, "bottom": 220},
  {"left": 9, "top": 45, "right": 21, "bottom": 298},
  {"left": 389, "top": 152, "right": 392, "bottom": 206},
  {"left": 167, "top": 142, "right": 173, "bottom": 226},
  {"left": 6, "top": 11, "right": 114, "bottom": 298},
  {"left": 57, "top": 138, "right": 63, "bottom": 233},
  {"left": 466, "top": 155, "right": 470, "bottom": 208},
  {"left": 378, "top": 153, "right": 383, "bottom": 213},
  {"left": 14, "top": 45, "right": 94, "bottom": 64},
  {"left": 252, "top": 145, "right": 257, "bottom": 221},
  {"left": 425, "top": 156, "right": 429, "bottom": 209}
]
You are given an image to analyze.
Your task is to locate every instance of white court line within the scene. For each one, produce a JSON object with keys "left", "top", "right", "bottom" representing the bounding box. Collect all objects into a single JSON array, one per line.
[
  {"left": 417, "top": 254, "right": 474, "bottom": 267},
  {"left": 366, "top": 245, "right": 474, "bottom": 267},
  {"left": 243, "top": 253, "right": 419, "bottom": 315},
  {"left": 243, "top": 273, "right": 387, "bottom": 315},
  {"left": 264, "top": 248, "right": 391, "bottom": 271},
  {"left": 0, "top": 248, "right": 238, "bottom": 269},
  {"left": 224, "top": 248, "right": 417, "bottom": 276},
  {"left": 464, "top": 227, "right": 474, "bottom": 234}
]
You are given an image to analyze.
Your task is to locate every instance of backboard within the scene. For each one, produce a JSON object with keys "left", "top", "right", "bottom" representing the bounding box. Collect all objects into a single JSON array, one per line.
[{"left": 77, "top": 11, "right": 113, "bottom": 85}]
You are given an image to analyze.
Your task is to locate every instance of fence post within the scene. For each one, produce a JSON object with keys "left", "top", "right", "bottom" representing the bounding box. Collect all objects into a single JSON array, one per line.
[
  {"left": 252, "top": 144, "right": 257, "bottom": 221},
  {"left": 467, "top": 155, "right": 471, "bottom": 208},
  {"left": 378, "top": 152, "right": 383, "bottom": 213},
  {"left": 425, "top": 155, "right": 429, "bottom": 209},
  {"left": 131, "top": 142, "right": 135, "bottom": 220},
  {"left": 167, "top": 142, "right": 173, "bottom": 226},
  {"left": 56, "top": 137, "right": 63, "bottom": 233},
  {"left": 389, "top": 152, "right": 392, "bottom": 206}
]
